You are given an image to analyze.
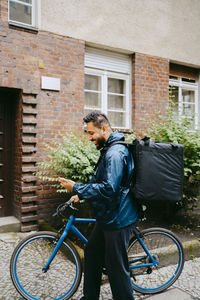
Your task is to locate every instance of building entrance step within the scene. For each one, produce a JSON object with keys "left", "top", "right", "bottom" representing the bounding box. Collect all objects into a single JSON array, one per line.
[{"left": 0, "top": 216, "right": 20, "bottom": 233}]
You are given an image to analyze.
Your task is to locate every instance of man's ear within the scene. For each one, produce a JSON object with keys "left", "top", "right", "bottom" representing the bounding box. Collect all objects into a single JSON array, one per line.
[{"left": 101, "top": 125, "right": 108, "bottom": 134}]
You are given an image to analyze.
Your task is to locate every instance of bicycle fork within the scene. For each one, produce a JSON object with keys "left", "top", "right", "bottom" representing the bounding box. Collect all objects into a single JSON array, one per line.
[{"left": 42, "top": 216, "right": 75, "bottom": 273}]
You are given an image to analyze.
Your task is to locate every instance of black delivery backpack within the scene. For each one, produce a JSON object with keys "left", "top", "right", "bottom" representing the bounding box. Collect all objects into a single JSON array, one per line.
[{"left": 110, "top": 137, "right": 184, "bottom": 203}]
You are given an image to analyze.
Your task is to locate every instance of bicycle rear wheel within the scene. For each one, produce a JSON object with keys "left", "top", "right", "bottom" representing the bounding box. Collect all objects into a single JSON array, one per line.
[
  {"left": 10, "top": 231, "right": 82, "bottom": 300},
  {"left": 128, "top": 227, "right": 184, "bottom": 294}
]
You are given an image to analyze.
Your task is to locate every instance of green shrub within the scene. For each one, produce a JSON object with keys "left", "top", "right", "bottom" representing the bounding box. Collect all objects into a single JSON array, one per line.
[
  {"left": 36, "top": 132, "right": 99, "bottom": 193},
  {"left": 36, "top": 131, "right": 136, "bottom": 192},
  {"left": 36, "top": 109, "right": 200, "bottom": 212}
]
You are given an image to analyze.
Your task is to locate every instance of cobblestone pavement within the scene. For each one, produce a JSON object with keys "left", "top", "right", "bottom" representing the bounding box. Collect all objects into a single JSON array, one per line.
[{"left": 0, "top": 233, "right": 199, "bottom": 300}]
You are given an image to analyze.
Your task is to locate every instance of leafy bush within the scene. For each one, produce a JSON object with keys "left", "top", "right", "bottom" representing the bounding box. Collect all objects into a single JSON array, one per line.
[
  {"left": 36, "top": 107, "right": 200, "bottom": 212},
  {"left": 36, "top": 133, "right": 99, "bottom": 193},
  {"left": 36, "top": 131, "right": 136, "bottom": 192},
  {"left": 143, "top": 101, "right": 200, "bottom": 210}
]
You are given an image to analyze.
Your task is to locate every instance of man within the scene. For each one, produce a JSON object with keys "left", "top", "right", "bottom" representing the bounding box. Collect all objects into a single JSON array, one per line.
[{"left": 59, "top": 111, "right": 138, "bottom": 300}]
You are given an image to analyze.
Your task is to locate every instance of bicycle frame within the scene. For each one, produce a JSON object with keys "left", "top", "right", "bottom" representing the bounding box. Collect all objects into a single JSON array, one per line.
[
  {"left": 129, "top": 229, "right": 160, "bottom": 270},
  {"left": 42, "top": 215, "right": 159, "bottom": 273},
  {"left": 42, "top": 216, "right": 96, "bottom": 272}
]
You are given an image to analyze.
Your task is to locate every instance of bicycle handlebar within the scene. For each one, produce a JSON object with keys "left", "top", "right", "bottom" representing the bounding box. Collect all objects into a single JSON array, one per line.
[{"left": 52, "top": 199, "right": 78, "bottom": 217}]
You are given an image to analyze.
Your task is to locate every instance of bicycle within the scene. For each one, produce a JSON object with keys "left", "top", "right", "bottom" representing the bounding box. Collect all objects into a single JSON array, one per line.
[{"left": 10, "top": 199, "right": 185, "bottom": 300}]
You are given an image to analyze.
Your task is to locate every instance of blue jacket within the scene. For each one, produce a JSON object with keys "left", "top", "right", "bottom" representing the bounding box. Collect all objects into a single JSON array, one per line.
[{"left": 73, "top": 131, "right": 139, "bottom": 229}]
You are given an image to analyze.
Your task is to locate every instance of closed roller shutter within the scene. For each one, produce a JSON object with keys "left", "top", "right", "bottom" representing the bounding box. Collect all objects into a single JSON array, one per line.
[{"left": 85, "top": 47, "right": 131, "bottom": 74}]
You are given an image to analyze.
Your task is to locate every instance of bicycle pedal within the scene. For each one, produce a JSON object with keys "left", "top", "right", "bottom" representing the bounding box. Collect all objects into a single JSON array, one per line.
[{"left": 147, "top": 267, "right": 152, "bottom": 274}]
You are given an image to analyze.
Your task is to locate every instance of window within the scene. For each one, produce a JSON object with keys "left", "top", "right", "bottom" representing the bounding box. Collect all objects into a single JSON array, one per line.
[
  {"left": 8, "top": 0, "right": 40, "bottom": 29},
  {"left": 169, "top": 76, "right": 199, "bottom": 130},
  {"left": 84, "top": 69, "right": 130, "bottom": 128},
  {"left": 84, "top": 48, "right": 131, "bottom": 129}
]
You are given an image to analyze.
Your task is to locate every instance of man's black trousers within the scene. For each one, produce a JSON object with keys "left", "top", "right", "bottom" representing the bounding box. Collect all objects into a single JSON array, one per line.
[{"left": 80, "top": 223, "right": 135, "bottom": 300}]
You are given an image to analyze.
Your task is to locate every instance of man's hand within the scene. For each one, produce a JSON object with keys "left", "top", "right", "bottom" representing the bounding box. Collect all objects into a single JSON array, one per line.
[
  {"left": 70, "top": 195, "right": 80, "bottom": 203},
  {"left": 59, "top": 177, "right": 75, "bottom": 192}
]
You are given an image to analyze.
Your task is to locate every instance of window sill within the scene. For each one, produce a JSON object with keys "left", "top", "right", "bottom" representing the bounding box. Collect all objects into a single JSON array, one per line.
[
  {"left": 113, "top": 128, "right": 133, "bottom": 134},
  {"left": 9, "top": 20, "right": 38, "bottom": 32}
]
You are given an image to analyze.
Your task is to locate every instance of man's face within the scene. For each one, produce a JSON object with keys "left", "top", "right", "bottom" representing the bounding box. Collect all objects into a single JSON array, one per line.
[{"left": 86, "top": 122, "right": 106, "bottom": 150}]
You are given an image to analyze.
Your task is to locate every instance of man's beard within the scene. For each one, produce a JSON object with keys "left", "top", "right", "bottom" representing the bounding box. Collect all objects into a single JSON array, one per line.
[{"left": 96, "top": 136, "right": 106, "bottom": 150}]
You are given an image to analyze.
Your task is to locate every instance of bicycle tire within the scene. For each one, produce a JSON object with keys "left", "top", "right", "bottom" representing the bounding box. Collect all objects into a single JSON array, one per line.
[
  {"left": 128, "top": 227, "right": 184, "bottom": 294},
  {"left": 10, "top": 231, "right": 82, "bottom": 300}
]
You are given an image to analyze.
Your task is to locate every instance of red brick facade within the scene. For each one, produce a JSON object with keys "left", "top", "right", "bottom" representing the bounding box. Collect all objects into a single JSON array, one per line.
[
  {"left": 0, "top": 0, "right": 170, "bottom": 231},
  {"left": 132, "top": 53, "right": 169, "bottom": 132},
  {"left": 0, "top": 0, "right": 85, "bottom": 231}
]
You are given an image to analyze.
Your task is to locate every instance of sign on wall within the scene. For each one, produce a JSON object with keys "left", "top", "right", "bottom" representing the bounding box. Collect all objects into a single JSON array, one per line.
[{"left": 41, "top": 76, "right": 60, "bottom": 91}]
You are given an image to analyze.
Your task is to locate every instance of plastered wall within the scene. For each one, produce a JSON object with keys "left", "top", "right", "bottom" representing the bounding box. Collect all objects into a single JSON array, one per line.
[{"left": 41, "top": 0, "right": 200, "bottom": 68}]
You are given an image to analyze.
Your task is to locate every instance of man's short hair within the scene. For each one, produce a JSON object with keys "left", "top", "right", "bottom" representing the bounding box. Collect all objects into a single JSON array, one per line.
[{"left": 83, "top": 111, "right": 111, "bottom": 129}]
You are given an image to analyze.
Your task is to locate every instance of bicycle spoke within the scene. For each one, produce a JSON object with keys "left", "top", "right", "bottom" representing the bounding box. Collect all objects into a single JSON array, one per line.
[
  {"left": 128, "top": 228, "right": 184, "bottom": 294},
  {"left": 10, "top": 232, "right": 82, "bottom": 300}
]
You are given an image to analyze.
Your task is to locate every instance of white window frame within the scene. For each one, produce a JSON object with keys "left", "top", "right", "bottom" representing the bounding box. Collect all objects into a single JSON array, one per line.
[
  {"left": 84, "top": 67, "right": 131, "bottom": 129},
  {"left": 169, "top": 76, "right": 199, "bottom": 130},
  {"left": 8, "top": 0, "right": 40, "bottom": 30}
]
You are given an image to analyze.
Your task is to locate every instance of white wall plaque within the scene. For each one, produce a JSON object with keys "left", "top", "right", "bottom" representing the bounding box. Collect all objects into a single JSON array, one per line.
[{"left": 41, "top": 76, "right": 60, "bottom": 91}]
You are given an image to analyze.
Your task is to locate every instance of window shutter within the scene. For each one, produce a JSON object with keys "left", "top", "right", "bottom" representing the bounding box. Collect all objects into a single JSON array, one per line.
[{"left": 85, "top": 47, "right": 131, "bottom": 74}]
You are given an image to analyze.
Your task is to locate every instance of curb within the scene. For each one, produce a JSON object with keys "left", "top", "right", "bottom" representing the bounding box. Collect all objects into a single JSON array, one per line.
[
  {"left": 2, "top": 221, "right": 199, "bottom": 263},
  {"left": 183, "top": 239, "right": 200, "bottom": 260},
  {"left": 5, "top": 220, "right": 200, "bottom": 263}
]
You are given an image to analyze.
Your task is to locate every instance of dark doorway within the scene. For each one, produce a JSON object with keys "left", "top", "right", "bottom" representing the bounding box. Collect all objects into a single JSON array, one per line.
[{"left": 0, "top": 88, "right": 19, "bottom": 217}]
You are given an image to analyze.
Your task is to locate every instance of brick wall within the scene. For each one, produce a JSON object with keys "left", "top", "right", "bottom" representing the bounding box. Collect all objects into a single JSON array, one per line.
[
  {"left": 132, "top": 53, "right": 169, "bottom": 133},
  {"left": 0, "top": 0, "right": 171, "bottom": 231},
  {"left": 21, "top": 94, "right": 38, "bottom": 231},
  {"left": 0, "top": 0, "right": 85, "bottom": 231},
  {"left": 13, "top": 91, "right": 23, "bottom": 222},
  {"left": 35, "top": 33, "right": 85, "bottom": 225}
]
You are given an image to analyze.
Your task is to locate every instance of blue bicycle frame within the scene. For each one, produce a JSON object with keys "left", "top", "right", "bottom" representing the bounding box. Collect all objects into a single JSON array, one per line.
[
  {"left": 42, "top": 215, "right": 159, "bottom": 273},
  {"left": 42, "top": 216, "right": 96, "bottom": 272},
  {"left": 129, "top": 229, "right": 159, "bottom": 270}
]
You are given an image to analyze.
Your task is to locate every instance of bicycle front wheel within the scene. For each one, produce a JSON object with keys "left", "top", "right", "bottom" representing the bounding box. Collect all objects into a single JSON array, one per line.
[
  {"left": 128, "top": 227, "right": 184, "bottom": 294},
  {"left": 10, "top": 231, "right": 82, "bottom": 300}
]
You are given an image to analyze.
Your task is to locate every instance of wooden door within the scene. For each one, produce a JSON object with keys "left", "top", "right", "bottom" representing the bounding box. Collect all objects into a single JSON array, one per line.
[{"left": 0, "top": 92, "right": 15, "bottom": 217}]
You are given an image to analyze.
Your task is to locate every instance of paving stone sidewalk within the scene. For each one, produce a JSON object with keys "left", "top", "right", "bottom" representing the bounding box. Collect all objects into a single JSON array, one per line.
[{"left": 0, "top": 232, "right": 199, "bottom": 300}]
